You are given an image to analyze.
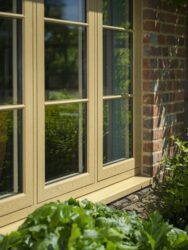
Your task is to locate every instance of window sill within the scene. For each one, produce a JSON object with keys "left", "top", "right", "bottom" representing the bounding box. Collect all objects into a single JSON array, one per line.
[{"left": 79, "top": 176, "right": 152, "bottom": 204}]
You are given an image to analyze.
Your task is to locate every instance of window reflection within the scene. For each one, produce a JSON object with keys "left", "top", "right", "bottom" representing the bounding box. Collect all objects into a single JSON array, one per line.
[
  {"left": 103, "top": 0, "right": 132, "bottom": 28},
  {"left": 45, "top": 104, "right": 87, "bottom": 182},
  {"left": 103, "top": 99, "right": 133, "bottom": 165},
  {"left": 0, "top": 110, "right": 22, "bottom": 198},
  {"left": 0, "top": 18, "right": 22, "bottom": 105},
  {"left": 103, "top": 30, "right": 132, "bottom": 96},
  {"left": 45, "top": 0, "right": 86, "bottom": 22},
  {"left": 45, "top": 24, "right": 87, "bottom": 100}
]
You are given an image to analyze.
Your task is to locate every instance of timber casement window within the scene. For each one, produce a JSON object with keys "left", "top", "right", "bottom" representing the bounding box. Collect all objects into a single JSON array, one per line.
[{"left": 0, "top": 0, "right": 141, "bottom": 224}]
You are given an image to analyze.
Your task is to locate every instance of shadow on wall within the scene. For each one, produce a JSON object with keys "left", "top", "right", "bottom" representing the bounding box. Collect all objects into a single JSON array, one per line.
[{"left": 143, "top": 1, "right": 188, "bottom": 165}]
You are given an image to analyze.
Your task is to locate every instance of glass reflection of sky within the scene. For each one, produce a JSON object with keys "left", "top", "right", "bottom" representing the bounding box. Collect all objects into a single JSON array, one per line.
[{"left": 45, "top": 0, "right": 85, "bottom": 22}]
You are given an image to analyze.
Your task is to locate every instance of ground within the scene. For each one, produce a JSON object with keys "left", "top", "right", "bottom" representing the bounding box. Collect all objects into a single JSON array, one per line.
[{"left": 109, "top": 186, "right": 159, "bottom": 218}]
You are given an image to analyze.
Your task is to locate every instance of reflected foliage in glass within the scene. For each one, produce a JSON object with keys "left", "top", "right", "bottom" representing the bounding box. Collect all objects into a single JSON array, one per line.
[
  {"left": 45, "top": 104, "right": 87, "bottom": 182},
  {"left": 103, "top": 0, "right": 132, "bottom": 28},
  {"left": 45, "top": 0, "right": 86, "bottom": 22},
  {"left": 103, "top": 99, "right": 133, "bottom": 165},
  {"left": 0, "top": 18, "right": 22, "bottom": 105},
  {"left": 45, "top": 24, "right": 87, "bottom": 100},
  {"left": 0, "top": 110, "right": 22, "bottom": 198},
  {"left": 103, "top": 30, "right": 132, "bottom": 96},
  {"left": 0, "top": 0, "right": 22, "bottom": 13}
]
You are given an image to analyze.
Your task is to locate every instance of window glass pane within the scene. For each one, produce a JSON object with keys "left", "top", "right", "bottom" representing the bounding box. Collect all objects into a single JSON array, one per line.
[
  {"left": 0, "top": 110, "right": 22, "bottom": 198},
  {"left": 103, "top": 99, "right": 133, "bottom": 165},
  {"left": 0, "top": 18, "right": 22, "bottom": 105},
  {"left": 103, "top": 0, "right": 132, "bottom": 28},
  {"left": 103, "top": 30, "right": 132, "bottom": 96},
  {"left": 0, "top": 0, "right": 22, "bottom": 13},
  {"left": 45, "top": 0, "right": 86, "bottom": 22},
  {"left": 45, "top": 24, "right": 87, "bottom": 100},
  {"left": 45, "top": 103, "right": 87, "bottom": 182}
]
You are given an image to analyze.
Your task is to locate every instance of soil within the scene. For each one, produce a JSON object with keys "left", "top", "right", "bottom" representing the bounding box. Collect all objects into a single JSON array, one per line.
[{"left": 109, "top": 186, "right": 159, "bottom": 218}]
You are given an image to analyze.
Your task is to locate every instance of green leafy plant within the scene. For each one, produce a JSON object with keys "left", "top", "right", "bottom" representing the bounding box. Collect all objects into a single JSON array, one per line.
[
  {"left": 0, "top": 199, "right": 188, "bottom": 249},
  {"left": 156, "top": 137, "right": 188, "bottom": 229}
]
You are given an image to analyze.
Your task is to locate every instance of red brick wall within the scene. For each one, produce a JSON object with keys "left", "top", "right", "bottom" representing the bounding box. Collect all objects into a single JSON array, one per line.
[{"left": 142, "top": 0, "right": 187, "bottom": 176}]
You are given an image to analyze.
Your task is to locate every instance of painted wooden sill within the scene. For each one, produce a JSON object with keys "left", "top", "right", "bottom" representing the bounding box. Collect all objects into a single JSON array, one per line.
[{"left": 79, "top": 176, "right": 152, "bottom": 204}]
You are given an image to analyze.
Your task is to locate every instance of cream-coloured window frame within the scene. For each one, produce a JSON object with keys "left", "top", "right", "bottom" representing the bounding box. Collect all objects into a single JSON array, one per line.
[
  {"left": 36, "top": 0, "right": 141, "bottom": 202},
  {"left": 37, "top": 0, "right": 95, "bottom": 202},
  {"left": 0, "top": 0, "right": 34, "bottom": 217},
  {"left": 0, "top": 0, "right": 142, "bottom": 227},
  {"left": 97, "top": 0, "right": 142, "bottom": 180}
]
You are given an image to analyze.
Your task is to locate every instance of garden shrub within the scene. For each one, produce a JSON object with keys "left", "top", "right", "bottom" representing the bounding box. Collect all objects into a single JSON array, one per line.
[
  {"left": 155, "top": 137, "right": 188, "bottom": 230},
  {"left": 0, "top": 199, "right": 188, "bottom": 250}
]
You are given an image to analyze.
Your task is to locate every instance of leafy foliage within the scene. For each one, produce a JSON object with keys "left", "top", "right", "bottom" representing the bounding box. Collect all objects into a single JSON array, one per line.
[
  {"left": 0, "top": 199, "right": 188, "bottom": 249},
  {"left": 156, "top": 137, "right": 188, "bottom": 229},
  {"left": 45, "top": 102, "right": 86, "bottom": 180}
]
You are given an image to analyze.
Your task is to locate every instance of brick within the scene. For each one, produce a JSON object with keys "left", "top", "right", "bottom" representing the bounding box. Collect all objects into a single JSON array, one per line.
[
  {"left": 143, "top": 155, "right": 152, "bottom": 165},
  {"left": 143, "top": 164, "right": 162, "bottom": 177},
  {"left": 176, "top": 48, "right": 186, "bottom": 57},
  {"left": 161, "top": 23, "right": 175, "bottom": 33},
  {"left": 178, "top": 16, "right": 186, "bottom": 25},
  {"left": 143, "top": 33, "right": 165, "bottom": 45},
  {"left": 167, "top": 59, "right": 185, "bottom": 68},
  {"left": 162, "top": 47, "right": 179, "bottom": 57},
  {"left": 143, "top": 118, "right": 153, "bottom": 129},
  {"left": 144, "top": 102, "right": 184, "bottom": 117},
  {"left": 143, "top": 59, "right": 185, "bottom": 70},
  {"left": 143, "top": 69, "right": 186, "bottom": 81},
  {"left": 142, "top": 166, "right": 153, "bottom": 176},
  {"left": 163, "top": 124, "right": 185, "bottom": 138},
  {"left": 161, "top": 2, "right": 185, "bottom": 12},
  {"left": 143, "top": 59, "right": 152, "bottom": 68},
  {"left": 143, "top": 81, "right": 160, "bottom": 92},
  {"left": 143, "top": 70, "right": 162, "bottom": 80},
  {"left": 175, "top": 26, "right": 186, "bottom": 36},
  {"left": 143, "top": 141, "right": 162, "bottom": 152},
  {"left": 143, "top": 33, "right": 151, "bottom": 44},
  {"left": 166, "top": 35, "right": 185, "bottom": 46},
  {"left": 143, "top": 94, "right": 155, "bottom": 104},
  {"left": 160, "top": 12, "right": 178, "bottom": 24},
  {"left": 143, "top": 92, "right": 184, "bottom": 105},
  {"left": 152, "top": 164, "right": 161, "bottom": 176},
  {"left": 143, "top": 152, "right": 162, "bottom": 165},
  {"left": 175, "top": 69, "right": 185, "bottom": 79},
  {"left": 143, "top": 9, "right": 158, "bottom": 20},
  {"left": 158, "top": 35, "right": 165, "bottom": 44},
  {"left": 143, "top": 123, "right": 184, "bottom": 141},
  {"left": 143, "top": 129, "right": 164, "bottom": 141},
  {"left": 143, "top": 33, "right": 158, "bottom": 44},
  {"left": 143, "top": 106, "right": 159, "bottom": 116},
  {"left": 143, "top": 79, "right": 184, "bottom": 94},
  {"left": 143, "top": 0, "right": 161, "bottom": 8},
  {"left": 144, "top": 45, "right": 162, "bottom": 56},
  {"left": 166, "top": 102, "right": 184, "bottom": 113},
  {"left": 143, "top": 113, "right": 184, "bottom": 129},
  {"left": 143, "top": 20, "right": 160, "bottom": 32}
]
